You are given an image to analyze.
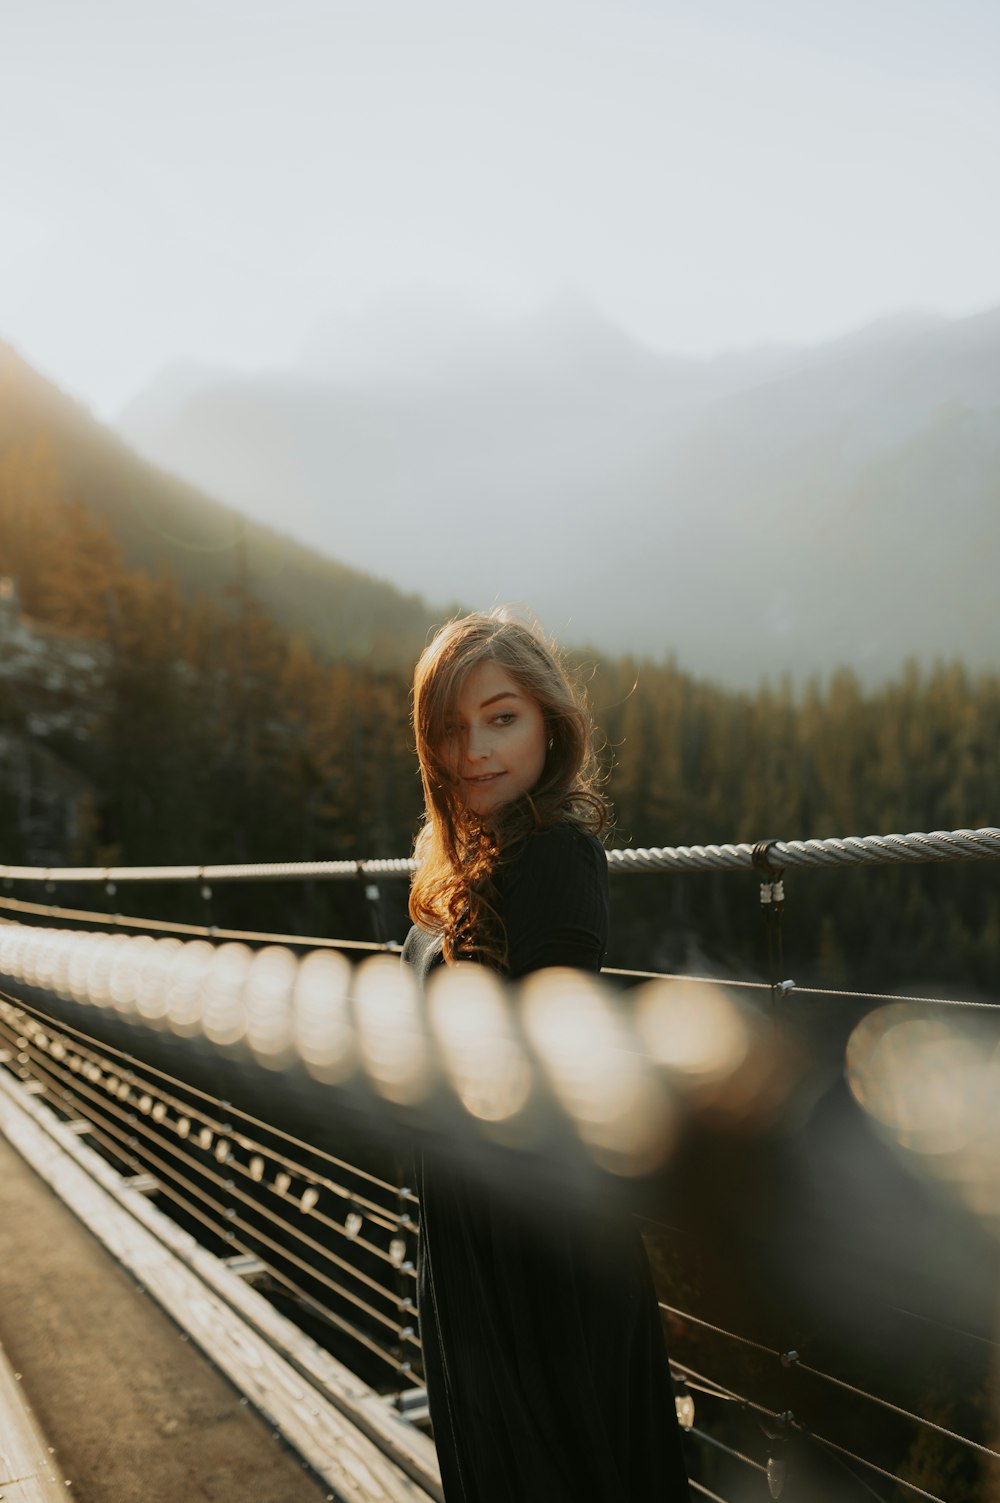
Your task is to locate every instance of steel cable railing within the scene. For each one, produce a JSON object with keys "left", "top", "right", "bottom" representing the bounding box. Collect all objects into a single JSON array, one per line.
[
  {"left": 660, "top": 1302, "right": 784, "bottom": 1360},
  {"left": 2, "top": 857, "right": 999, "bottom": 1501},
  {"left": 676, "top": 1339, "right": 1000, "bottom": 1466},
  {"left": 3, "top": 1026, "right": 415, "bottom": 1337},
  {"left": 0, "top": 985, "right": 420, "bottom": 1369},
  {"left": 6, "top": 891, "right": 999, "bottom": 1023},
  {"left": 0, "top": 892, "right": 396, "bottom": 952},
  {"left": 0, "top": 991, "right": 417, "bottom": 1250},
  {"left": 808, "top": 1433, "right": 950, "bottom": 1503},
  {"left": 16, "top": 982, "right": 984, "bottom": 1495},
  {"left": 662, "top": 1299, "right": 1000, "bottom": 1459},
  {"left": 681, "top": 1391, "right": 948, "bottom": 1503},
  {"left": 0, "top": 1018, "right": 414, "bottom": 1375},
  {"left": 5, "top": 889, "right": 1000, "bottom": 1032},
  {"left": 613, "top": 969, "right": 1000, "bottom": 1011},
  {"left": 667, "top": 1356, "right": 967, "bottom": 1503},
  {"left": 688, "top": 1483, "right": 731, "bottom": 1503},
  {"left": 2, "top": 824, "right": 999, "bottom": 885},
  {"left": 687, "top": 1427, "right": 767, "bottom": 1475},
  {"left": 890, "top": 1304, "right": 1000, "bottom": 1354},
  {"left": 0, "top": 1001, "right": 417, "bottom": 1356},
  {"left": 0, "top": 919, "right": 798, "bottom": 1191},
  {"left": 792, "top": 1353, "right": 1000, "bottom": 1463},
  {"left": 0, "top": 985, "right": 409, "bottom": 1221},
  {"left": 3, "top": 993, "right": 995, "bottom": 1493}
]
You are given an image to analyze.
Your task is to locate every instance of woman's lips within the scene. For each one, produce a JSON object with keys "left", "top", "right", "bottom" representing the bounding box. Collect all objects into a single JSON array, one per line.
[{"left": 464, "top": 772, "right": 505, "bottom": 783}]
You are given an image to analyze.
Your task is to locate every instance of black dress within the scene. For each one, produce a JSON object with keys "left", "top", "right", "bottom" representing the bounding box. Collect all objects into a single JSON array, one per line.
[{"left": 402, "top": 823, "right": 690, "bottom": 1502}]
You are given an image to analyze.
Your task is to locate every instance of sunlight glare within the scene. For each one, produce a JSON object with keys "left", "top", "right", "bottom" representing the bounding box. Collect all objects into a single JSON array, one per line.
[
  {"left": 428, "top": 961, "right": 534, "bottom": 1127},
  {"left": 520, "top": 968, "right": 675, "bottom": 1175}
]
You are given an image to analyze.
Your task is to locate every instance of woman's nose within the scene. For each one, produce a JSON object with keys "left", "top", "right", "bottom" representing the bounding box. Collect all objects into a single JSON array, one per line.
[{"left": 466, "top": 724, "right": 490, "bottom": 760}]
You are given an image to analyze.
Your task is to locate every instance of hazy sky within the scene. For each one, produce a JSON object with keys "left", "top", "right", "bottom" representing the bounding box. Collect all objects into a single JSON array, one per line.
[{"left": 4, "top": 0, "right": 1000, "bottom": 416}]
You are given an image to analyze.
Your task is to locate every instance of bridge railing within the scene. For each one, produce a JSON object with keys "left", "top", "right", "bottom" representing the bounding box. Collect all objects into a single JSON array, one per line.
[{"left": 1, "top": 826, "right": 999, "bottom": 1501}]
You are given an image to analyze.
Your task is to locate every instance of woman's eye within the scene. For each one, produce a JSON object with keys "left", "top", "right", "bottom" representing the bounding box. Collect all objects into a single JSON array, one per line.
[{"left": 493, "top": 712, "right": 516, "bottom": 726}]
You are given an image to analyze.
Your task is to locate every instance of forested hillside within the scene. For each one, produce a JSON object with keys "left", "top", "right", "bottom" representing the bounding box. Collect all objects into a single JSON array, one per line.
[
  {"left": 1, "top": 467, "right": 997, "bottom": 993},
  {"left": 0, "top": 342, "right": 438, "bottom": 665}
]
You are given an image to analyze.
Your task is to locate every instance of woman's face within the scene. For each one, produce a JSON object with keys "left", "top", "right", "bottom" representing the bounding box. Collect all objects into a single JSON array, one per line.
[{"left": 442, "top": 660, "right": 548, "bottom": 817}]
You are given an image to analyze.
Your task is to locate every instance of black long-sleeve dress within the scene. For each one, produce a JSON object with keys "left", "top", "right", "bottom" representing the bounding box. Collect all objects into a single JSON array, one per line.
[{"left": 402, "top": 823, "right": 690, "bottom": 1502}]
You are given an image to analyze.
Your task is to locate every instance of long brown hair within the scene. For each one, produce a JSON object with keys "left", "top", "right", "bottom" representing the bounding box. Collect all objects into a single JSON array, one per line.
[{"left": 408, "top": 609, "right": 608, "bottom": 965}]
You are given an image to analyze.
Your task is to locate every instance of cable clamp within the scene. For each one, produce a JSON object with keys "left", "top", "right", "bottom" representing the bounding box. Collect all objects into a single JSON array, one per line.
[{"left": 752, "top": 839, "right": 784, "bottom": 878}]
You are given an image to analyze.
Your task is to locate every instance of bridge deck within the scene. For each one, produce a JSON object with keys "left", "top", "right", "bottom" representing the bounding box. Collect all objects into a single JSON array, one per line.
[{"left": 0, "top": 1131, "right": 338, "bottom": 1503}]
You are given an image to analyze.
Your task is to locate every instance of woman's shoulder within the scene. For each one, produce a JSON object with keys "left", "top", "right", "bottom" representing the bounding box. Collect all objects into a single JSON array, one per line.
[
  {"left": 401, "top": 923, "right": 445, "bottom": 984},
  {"left": 501, "top": 821, "right": 608, "bottom": 893},
  {"left": 498, "top": 821, "right": 609, "bottom": 977},
  {"left": 515, "top": 819, "right": 607, "bottom": 860}
]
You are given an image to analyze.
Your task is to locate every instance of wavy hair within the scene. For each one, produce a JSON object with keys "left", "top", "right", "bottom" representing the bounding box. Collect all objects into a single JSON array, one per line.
[{"left": 408, "top": 609, "right": 609, "bottom": 965}]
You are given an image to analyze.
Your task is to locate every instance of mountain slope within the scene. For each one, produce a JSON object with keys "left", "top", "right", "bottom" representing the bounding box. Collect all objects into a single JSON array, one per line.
[
  {"left": 0, "top": 342, "right": 438, "bottom": 664},
  {"left": 117, "top": 300, "right": 1000, "bottom": 682}
]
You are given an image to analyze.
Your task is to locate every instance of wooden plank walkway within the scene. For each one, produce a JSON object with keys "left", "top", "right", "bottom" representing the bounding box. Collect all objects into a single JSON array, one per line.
[
  {"left": 0, "top": 1332, "right": 67, "bottom": 1503},
  {"left": 0, "top": 1071, "right": 440, "bottom": 1503}
]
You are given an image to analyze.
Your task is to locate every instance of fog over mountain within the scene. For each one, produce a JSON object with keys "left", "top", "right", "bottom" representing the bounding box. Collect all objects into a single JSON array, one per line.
[{"left": 117, "top": 295, "right": 1000, "bottom": 684}]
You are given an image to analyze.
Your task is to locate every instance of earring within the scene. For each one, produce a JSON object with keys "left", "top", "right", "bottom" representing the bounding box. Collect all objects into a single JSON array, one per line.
[{"left": 547, "top": 737, "right": 554, "bottom": 750}]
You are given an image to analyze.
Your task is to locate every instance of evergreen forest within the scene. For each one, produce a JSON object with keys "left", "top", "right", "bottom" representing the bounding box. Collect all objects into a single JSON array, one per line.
[{"left": 2, "top": 436, "right": 998, "bottom": 996}]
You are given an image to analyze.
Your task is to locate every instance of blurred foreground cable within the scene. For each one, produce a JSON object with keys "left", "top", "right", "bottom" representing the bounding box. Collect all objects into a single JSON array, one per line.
[{"left": 0, "top": 920, "right": 794, "bottom": 1194}]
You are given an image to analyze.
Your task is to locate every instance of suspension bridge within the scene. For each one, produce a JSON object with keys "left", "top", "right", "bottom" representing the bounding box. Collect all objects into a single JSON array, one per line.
[{"left": 1, "top": 827, "right": 999, "bottom": 1502}]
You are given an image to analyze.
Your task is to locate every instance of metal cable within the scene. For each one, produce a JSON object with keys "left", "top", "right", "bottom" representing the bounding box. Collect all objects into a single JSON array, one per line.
[
  {"left": 0, "top": 987, "right": 406, "bottom": 1219},
  {"left": 688, "top": 1399, "right": 952, "bottom": 1503},
  {"left": 136, "top": 1169, "right": 412, "bottom": 1369},
  {"left": 6, "top": 1002, "right": 410, "bottom": 1253},
  {"left": 689, "top": 1483, "right": 730, "bottom": 1503},
  {"left": 139, "top": 1173, "right": 408, "bottom": 1372},
  {"left": 794, "top": 1356, "right": 1000, "bottom": 1462},
  {"left": 659, "top": 1303, "right": 783, "bottom": 1360},
  {"left": 663, "top": 1299, "right": 1000, "bottom": 1462},
  {"left": 793, "top": 982, "right": 1000, "bottom": 1012},
  {"left": 218, "top": 1148, "right": 413, "bottom": 1276},
  {"left": 669, "top": 1360, "right": 780, "bottom": 1420},
  {"left": 3, "top": 825, "right": 998, "bottom": 885},
  {"left": 607, "top": 828, "right": 1000, "bottom": 875},
  {"left": 6, "top": 992, "right": 988, "bottom": 1489},
  {"left": 669, "top": 1357, "right": 961, "bottom": 1503},
  {"left": 2, "top": 1033, "right": 417, "bottom": 1344},
  {"left": 36, "top": 1086, "right": 408, "bottom": 1373},
  {"left": 7, "top": 1029, "right": 413, "bottom": 1317},
  {"left": 610, "top": 967, "right": 1000, "bottom": 1012},
  {"left": 13, "top": 1046, "right": 416, "bottom": 1348},
  {"left": 675, "top": 1377, "right": 740, "bottom": 1404},
  {"left": 31, "top": 1088, "right": 147, "bottom": 1178},
  {"left": 668, "top": 1334, "right": 991, "bottom": 1501},
  {"left": 686, "top": 1427, "right": 766, "bottom": 1474},
  {"left": 602, "top": 967, "right": 769, "bottom": 986},
  {"left": 0, "top": 894, "right": 393, "bottom": 953},
  {"left": 0, "top": 859, "right": 395, "bottom": 883},
  {"left": 9, "top": 916, "right": 997, "bottom": 1019},
  {"left": 822, "top": 1451, "right": 893, "bottom": 1503},
  {"left": 889, "top": 1304, "right": 1000, "bottom": 1354},
  {"left": 808, "top": 1431, "right": 951, "bottom": 1503},
  {"left": 12, "top": 901, "right": 992, "bottom": 1015}
]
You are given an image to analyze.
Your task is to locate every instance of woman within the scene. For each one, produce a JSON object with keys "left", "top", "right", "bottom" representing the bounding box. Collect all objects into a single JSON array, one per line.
[{"left": 402, "top": 609, "right": 690, "bottom": 1502}]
